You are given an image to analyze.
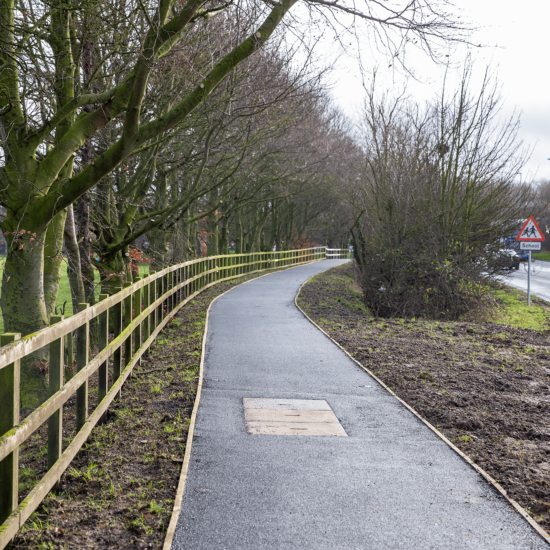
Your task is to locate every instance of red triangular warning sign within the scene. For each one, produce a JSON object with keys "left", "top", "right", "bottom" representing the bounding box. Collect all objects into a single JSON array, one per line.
[{"left": 516, "top": 217, "right": 545, "bottom": 241}]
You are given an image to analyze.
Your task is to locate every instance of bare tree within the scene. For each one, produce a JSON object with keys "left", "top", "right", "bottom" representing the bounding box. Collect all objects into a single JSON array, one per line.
[{"left": 350, "top": 65, "right": 532, "bottom": 318}]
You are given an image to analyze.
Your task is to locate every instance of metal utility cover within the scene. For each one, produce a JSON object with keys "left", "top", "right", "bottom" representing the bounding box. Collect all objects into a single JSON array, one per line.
[{"left": 244, "top": 398, "right": 347, "bottom": 436}]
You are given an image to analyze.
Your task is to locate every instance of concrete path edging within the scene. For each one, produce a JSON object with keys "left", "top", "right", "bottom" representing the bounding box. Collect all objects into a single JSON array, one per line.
[{"left": 294, "top": 279, "right": 550, "bottom": 545}]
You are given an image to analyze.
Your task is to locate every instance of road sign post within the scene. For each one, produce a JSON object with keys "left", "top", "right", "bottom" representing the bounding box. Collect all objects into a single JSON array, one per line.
[{"left": 515, "top": 216, "right": 545, "bottom": 306}]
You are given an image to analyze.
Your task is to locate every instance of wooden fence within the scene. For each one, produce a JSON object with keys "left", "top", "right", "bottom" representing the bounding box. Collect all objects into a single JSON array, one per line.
[
  {"left": 325, "top": 247, "right": 351, "bottom": 259},
  {"left": 0, "top": 246, "right": 326, "bottom": 547}
]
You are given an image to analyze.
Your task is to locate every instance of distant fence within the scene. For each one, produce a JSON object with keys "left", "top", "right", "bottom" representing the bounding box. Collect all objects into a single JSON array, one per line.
[
  {"left": 326, "top": 248, "right": 350, "bottom": 259},
  {"left": 0, "top": 246, "right": 332, "bottom": 546}
]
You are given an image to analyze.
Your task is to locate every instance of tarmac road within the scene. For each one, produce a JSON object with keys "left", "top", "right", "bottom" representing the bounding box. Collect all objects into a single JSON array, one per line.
[
  {"left": 172, "top": 259, "right": 548, "bottom": 549},
  {"left": 502, "top": 260, "right": 550, "bottom": 302}
]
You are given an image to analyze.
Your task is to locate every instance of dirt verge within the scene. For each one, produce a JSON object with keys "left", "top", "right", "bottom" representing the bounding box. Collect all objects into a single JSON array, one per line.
[
  {"left": 297, "top": 263, "right": 550, "bottom": 532},
  {"left": 12, "top": 271, "right": 275, "bottom": 550}
]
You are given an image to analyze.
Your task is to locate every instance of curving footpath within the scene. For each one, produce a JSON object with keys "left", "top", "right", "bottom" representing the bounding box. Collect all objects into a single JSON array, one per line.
[{"left": 171, "top": 260, "right": 548, "bottom": 549}]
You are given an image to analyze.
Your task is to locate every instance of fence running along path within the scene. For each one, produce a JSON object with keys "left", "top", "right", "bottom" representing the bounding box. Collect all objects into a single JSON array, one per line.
[
  {"left": 325, "top": 248, "right": 350, "bottom": 259},
  {"left": 0, "top": 247, "right": 326, "bottom": 547}
]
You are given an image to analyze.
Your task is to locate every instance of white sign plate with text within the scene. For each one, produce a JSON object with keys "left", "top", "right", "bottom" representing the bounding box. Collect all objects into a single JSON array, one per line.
[{"left": 520, "top": 241, "right": 541, "bottom": 250}]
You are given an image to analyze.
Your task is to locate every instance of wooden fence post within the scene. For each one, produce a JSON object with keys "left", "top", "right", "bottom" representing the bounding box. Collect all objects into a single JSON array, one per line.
[
  {"left": 48, "top": 316, "right": 64, "bottom": 484},
  {"left": 149, "top": 272, "right": 157, "bottom": 341},
  {"left": 112, "top": 288, "right": 123, "bottom": 399},
  {"left": 158, "top": 274, "right": 164, "bottom": 325},
  {"left": 133, "top": 278, "right": 142, "bottom": 361},
  {"left": 0, "top": 332, "right": 21, "bottom": 526},
  {"left": 124, "top": 282, "right": 133, "bottom": 369},
  {"left": 143, "top": 278, "right": 150, "bottom": 345},
  {"left": 169, "top": 270, "right": 174, "bottom": 311},
  {"left": 98, "top": 295, "right": 109, "bottom": 416},
  {"left": 65, "top": 330, "right": 74, "bottom": 380},
  {"left": 166, "top": 271, "right": 171, "bottom": 313},
  {"left": 76, "top": 303, "right": 89, "bottom": 432},
  {"left": 183, "top": 266, "right": 188, "bottom": 299}
]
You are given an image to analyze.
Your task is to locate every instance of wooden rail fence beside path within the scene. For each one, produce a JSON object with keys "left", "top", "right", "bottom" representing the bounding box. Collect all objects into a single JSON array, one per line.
[
  {"left": 0, "top": 246, "right": 327, "bottom": 548},
  {"left": 325, "top": 248, "right": 350, "bottom": 259}
]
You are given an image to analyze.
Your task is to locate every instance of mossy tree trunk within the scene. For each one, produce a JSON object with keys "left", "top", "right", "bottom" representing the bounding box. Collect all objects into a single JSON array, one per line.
[
  {"left": 44, "top": 211, "right": 68, "bottom": 318},
  {"left": 64, "top": 204, "right": 86, "bottom": 313}
]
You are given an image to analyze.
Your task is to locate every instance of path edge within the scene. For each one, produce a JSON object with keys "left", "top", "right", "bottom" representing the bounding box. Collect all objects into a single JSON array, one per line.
[
  {"left": 162, "top": 259, "right": 323, "bottom": 549},
  {"left": 294, "top": 276, "right": 550, "bottom": 546}
]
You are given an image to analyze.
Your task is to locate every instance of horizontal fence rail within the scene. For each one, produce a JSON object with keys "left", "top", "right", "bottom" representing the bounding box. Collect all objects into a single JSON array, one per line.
[
  {"left": 0, "top": 246, "right": 329, "bottom": 546},
  {"left": 326, "top": 248, "right": 351, "bottom": 259}
]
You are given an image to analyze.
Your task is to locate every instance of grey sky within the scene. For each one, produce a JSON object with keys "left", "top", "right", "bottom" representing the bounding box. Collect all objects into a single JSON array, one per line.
[{"left": 326, "top": 0, "right": 550, "bottom": 182}]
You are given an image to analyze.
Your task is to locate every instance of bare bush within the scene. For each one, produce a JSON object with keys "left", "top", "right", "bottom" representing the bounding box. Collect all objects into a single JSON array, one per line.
[{"left": 350, "top": 66, "right": 534, "bottom": 319}]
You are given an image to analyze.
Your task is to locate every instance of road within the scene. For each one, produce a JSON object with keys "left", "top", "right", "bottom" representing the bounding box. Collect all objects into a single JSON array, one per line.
[{"left": 502, "top": 260, "right": 550, "bottom": 302}]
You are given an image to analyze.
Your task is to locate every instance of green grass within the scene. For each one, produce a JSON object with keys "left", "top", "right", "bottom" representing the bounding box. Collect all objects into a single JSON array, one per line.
[
  {"left": 532, "top": 252, "right": 550, "bottom": 261},
  {"left": 489, "top": 286, "right": 550, "bottom": 331},
  {"left": 307, "top": 263, "right": 550, "bottom": 333},
  {"left": 0, "top": 259, "right": 150, "bottom": 333}
]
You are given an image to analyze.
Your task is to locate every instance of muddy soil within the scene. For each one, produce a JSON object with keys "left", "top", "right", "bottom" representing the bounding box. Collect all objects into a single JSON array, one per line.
[
  {"left": 13, "top": 271, "right": 273, "bottom": 550},
  {"left": 297, "top": 263, "right": 550, "bottom": 532}
]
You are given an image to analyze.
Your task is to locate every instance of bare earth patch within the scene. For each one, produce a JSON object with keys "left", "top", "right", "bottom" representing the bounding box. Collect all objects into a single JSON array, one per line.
[
  {"left": 13, "top": 271, "right": 271, "bottom": 550},
  {"left": 297, "top": 263, "right": 550, "bottom": 532}
]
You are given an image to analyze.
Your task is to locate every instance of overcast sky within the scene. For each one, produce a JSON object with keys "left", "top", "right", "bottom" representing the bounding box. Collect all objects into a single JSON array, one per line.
[{"left": 324, "top": 0, "right": 550, "bottom": 183}]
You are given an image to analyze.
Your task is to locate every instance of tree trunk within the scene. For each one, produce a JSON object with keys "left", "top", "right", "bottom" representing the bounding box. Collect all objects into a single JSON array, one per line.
[
  {"left": 219, "top": 217, "right": 229, "bottom": 255},
  {"left": 76, "top": 193, "right": 95, "bottom": 304},
  {"left": 208, "top": 220, "right": 219, "bottom": 256},
  {"left": 235, "top": 205, "right": 243, "bottom": 254},
  {"left": 269, "top": 200, "right": 278, "bottom": 251},
  {"left": 0, "top": 230, "right": 50, "bottom": 409},
  {"left": 64, "top": 204, "right": 86, "bottom": 313},
  {"left": 99, "top": 252, "right": 128, "bottom": 295},
  {"left": 44, "top": 211, "right": 67, "bottom": 317}
]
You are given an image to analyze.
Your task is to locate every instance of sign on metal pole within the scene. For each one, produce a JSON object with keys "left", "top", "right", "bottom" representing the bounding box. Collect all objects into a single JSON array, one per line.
[{"left": 516, "top": 217, "right": 546, "bottom": 306}]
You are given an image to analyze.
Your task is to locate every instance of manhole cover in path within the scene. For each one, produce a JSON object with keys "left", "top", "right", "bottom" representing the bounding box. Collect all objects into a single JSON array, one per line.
[{"left": 243, "top": 398, "right": 347, "bottom": 437}]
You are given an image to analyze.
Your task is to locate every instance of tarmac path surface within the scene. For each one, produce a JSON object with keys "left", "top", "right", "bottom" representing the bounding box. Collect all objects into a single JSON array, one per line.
[{"left": 172, "top": 260, "right": 548, "bottom": 549}]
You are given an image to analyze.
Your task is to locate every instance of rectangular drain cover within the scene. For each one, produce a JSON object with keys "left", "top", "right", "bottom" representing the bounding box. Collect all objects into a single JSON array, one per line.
[{"left": 244, "top": 398, "right": 347, "bottom": 437}]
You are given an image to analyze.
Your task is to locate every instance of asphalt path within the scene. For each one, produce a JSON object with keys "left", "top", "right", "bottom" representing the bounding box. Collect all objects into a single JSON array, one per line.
[
  {"left": 502, "top": 260, "right": 550, "bottom": 302},
  {"left": 172, "top": 260, "right": 547, "bottom": 549}
]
